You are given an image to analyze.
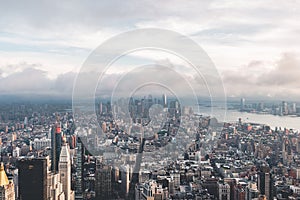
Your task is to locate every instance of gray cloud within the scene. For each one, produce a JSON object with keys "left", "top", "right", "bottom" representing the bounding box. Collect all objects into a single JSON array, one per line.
[
  {"left": 0, "top": 65, "right": 76, "bottom": 97},
  {"left": 1, "top": 52, "right": 299, "bottom": 101},
  {"left": 222, "top": 53, "right": 300, "bottom": 99},
  {"left": 260, "top": 53, "right": 300, "bottom": 86},
  {"left": 54, "top": 72, "right": 77, "bottom": 93},
  {"left": 0, "top": 67, "right": 52, "bottom": 93}
]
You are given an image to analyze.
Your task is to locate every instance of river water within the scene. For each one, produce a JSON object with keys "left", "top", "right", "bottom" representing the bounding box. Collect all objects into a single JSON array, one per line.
[{"left": 194, "top": 106, "right": 300, "bottom": 131}]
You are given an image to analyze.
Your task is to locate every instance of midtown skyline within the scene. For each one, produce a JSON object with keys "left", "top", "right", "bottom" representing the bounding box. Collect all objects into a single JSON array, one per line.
[
  {"left": 0, "top": 2, "right": 300, "bottom": 199},
  {"left": 0, "top": 1, "right": 300, "bottom": 100}
]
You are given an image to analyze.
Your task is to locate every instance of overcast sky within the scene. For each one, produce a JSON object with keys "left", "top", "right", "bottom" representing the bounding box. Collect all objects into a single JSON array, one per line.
[{"left": 0, "top": 0, "right": 299, "bottom": 100}]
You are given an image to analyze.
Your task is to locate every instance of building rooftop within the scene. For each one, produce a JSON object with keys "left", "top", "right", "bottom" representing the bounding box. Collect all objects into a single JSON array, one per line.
[{"left": 0, "top": 163, "right": 9, "bottom": 186}]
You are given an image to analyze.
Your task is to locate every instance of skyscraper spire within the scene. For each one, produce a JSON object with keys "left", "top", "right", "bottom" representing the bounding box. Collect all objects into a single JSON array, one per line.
[
  {"left": 0, "top": 163, "right": 9, "bottom": 187},
  {"left": 0, "top": 162, "right": 15, "bottom": 200}
]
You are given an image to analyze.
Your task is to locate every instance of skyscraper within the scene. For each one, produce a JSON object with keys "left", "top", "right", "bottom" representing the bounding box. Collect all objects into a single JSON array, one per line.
[
  {"left": 258, "top": 164, "right": 272, "bottom": 200},
  {"left": 240, "top": 98, "right": 245, "bottom": 111},
  {"left": 95, "top": 159, "right": 112, "bottom": 199},
  {"left": 18, "top": 157, "right": 48, "bottom": 200},
  {"left": 282, "top": 101, "right": 288, "bottom": 115},
  {"left": 162, "top": 94, "right": 167, "bottom": 108},
  {"left": 47, "top": 173, "right": 65, "bottom": 200},
  {"left": 99, "top": 102, "right": 103, "bottom": 115},
  {"left": 58, "top": 140, "right": 74, "bottom": 200},
  {"left": 75, "top": 137, "right": 83, "bottom": 200},
  {"left": 120, "top": 165, "right": 130, "bottom": 197},
  {"left": 0, "top": 163, "right": 15, "bottom": 200},
  {"left": 51, "top": 122, "right": 62, "bottom": 173}
]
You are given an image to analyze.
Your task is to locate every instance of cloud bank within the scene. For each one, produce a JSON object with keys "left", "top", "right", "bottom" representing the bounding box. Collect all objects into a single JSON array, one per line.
[
  {"left": 222, "top": 53, "right": 300, "bottom": 99},
  {"left": 1, "top": 52, "right": 299, "bottom": 100}
]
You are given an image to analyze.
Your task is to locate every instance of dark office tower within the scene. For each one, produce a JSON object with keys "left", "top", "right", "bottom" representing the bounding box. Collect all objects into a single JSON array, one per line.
[
  {"left": 17, "top": 157, "right": 47, "bottom": 200},
  {"left": 95, "top": 159, "right": 112, "bottom": 199},
  {"left": 258, "top": 164, "right": 273, "bottom": 200},
  {"left": 51, "top": 122, "right": 62, "bottom": 173},
  {"left": 50, "top": 126, "right": 56, "bottom": 172}
]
